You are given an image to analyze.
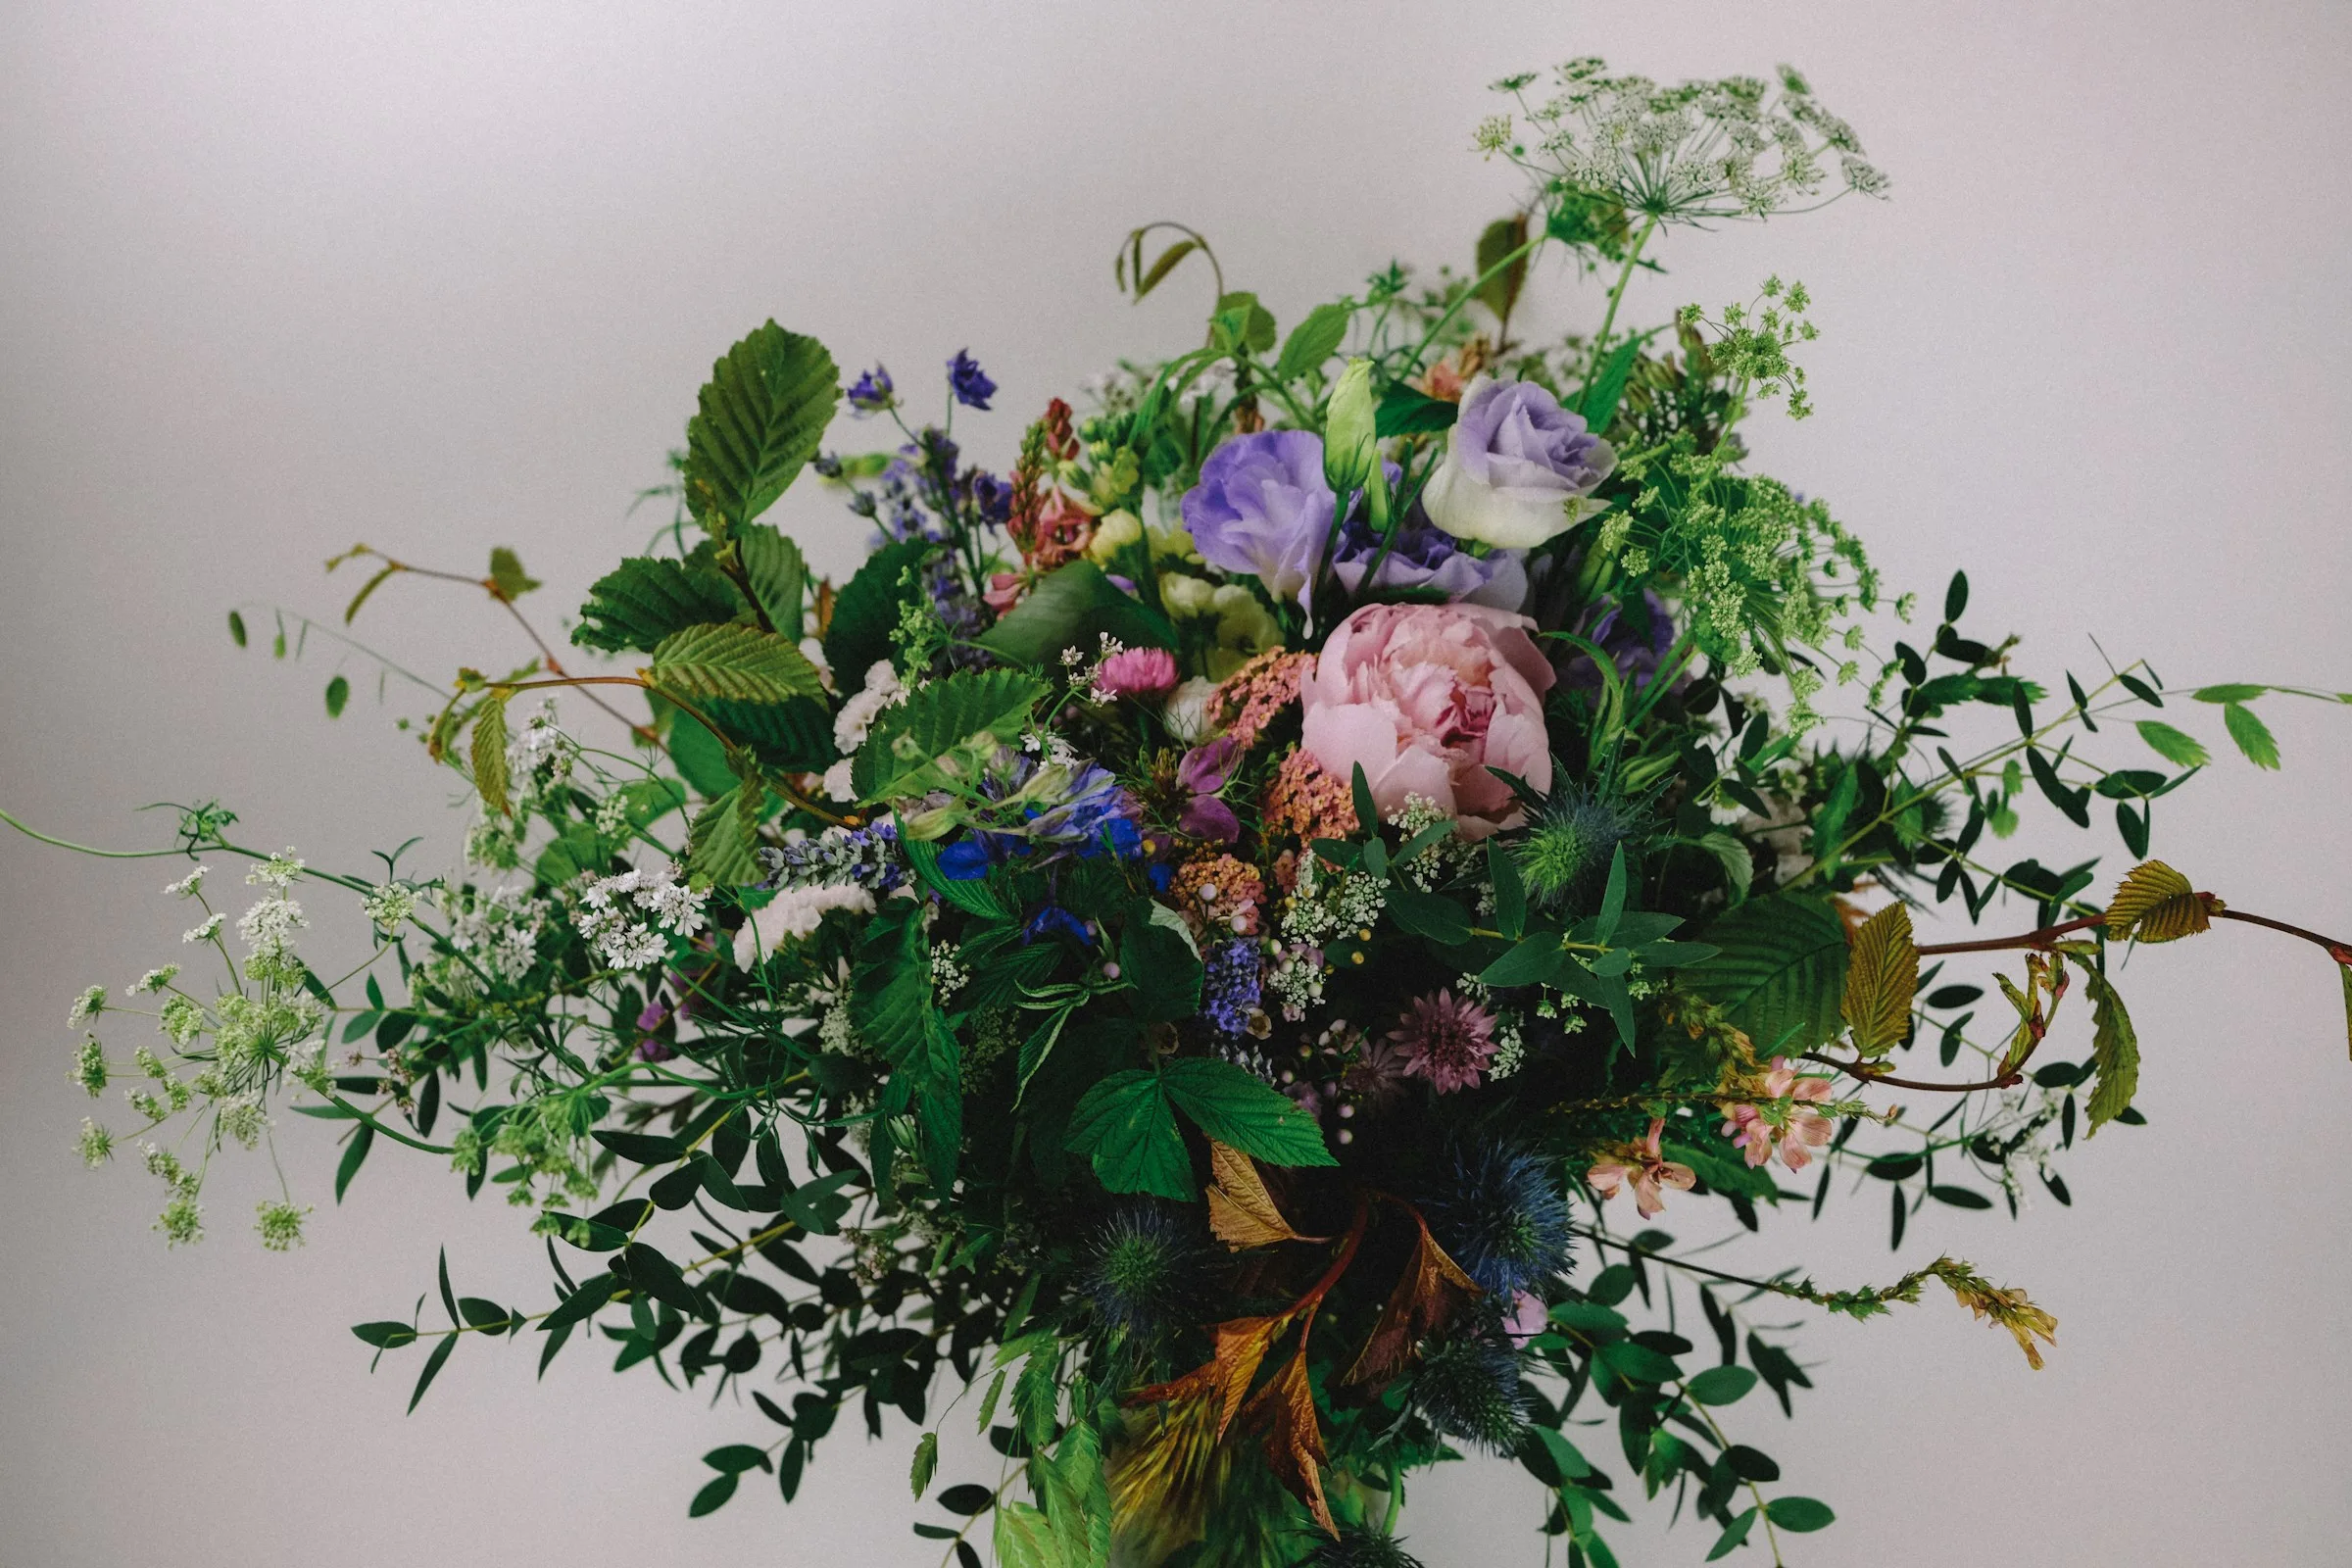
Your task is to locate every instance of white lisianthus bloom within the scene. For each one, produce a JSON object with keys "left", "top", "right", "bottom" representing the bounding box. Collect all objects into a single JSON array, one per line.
[
  {"left": 1420, "top": 374, "right": 1616, "bottom": 550},
  {"left": 1161, "top": 677, "right": 1222, "bottom": 744}
]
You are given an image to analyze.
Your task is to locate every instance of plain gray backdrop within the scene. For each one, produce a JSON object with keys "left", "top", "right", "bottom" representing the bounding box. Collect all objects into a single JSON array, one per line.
[{"left": 5, "top": 3, "right": 2349, "bottom": 1564}]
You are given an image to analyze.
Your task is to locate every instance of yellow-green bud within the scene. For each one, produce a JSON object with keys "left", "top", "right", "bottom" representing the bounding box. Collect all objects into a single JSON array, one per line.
[{"left": 1321, "top": 358, "right": 1389, "bottom": 527}]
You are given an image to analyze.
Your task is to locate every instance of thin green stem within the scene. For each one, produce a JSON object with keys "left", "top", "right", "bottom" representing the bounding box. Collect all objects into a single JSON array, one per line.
[{"left": 1588, "top": 218, "right": 1658, "bottom": 388}]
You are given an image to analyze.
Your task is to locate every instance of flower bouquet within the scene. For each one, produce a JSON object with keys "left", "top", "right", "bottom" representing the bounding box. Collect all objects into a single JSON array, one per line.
[{"left": 29, "top": 58, "right": 2352, "bottom": 1568}]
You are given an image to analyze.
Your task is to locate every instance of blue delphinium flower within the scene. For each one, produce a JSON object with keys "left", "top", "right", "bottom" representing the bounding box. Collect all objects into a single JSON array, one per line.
[
  {"left": 1201, "top": 940, "right": 1262, "bottom": 1035},
  {"left": 947, "top": 349, "right": 996, "bottom": 411},
  {"left": 1423, "top": 1143, "right": 1574, "bottom": 1297},
  {"left": 846, "top": 365, "right": 896, "bottom": 415}
]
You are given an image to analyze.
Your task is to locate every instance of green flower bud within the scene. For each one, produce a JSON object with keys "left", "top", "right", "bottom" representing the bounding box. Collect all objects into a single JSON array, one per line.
[{"left": 1322, "top": 359, "right": 1387, "bottom": 527}]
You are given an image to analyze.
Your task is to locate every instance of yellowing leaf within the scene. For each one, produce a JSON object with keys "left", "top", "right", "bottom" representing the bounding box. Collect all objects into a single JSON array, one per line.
[
  {"left": 1839, "top": 903, "right": 1916, "bottom": 1058},
  {"left": 2104, "top": 860, "right": 2211, "bottom": 944},
  {"left": 1204, "top": 1142, "right": 1324, "bottom": 1250},
  {"left": 2081, "top": 967, "right": 2139, "bottom": 1134},
  {"left": 469, "top": 695, "right": 512, "bottom": 817}
]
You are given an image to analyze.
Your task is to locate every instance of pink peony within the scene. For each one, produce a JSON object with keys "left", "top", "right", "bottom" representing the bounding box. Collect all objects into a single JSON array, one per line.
[
  {"left": 1093, "top": 646, "right": 1178, "bottom": 700},
  {"left": 1298, "top": 602, "right": 1554, "bottom": 841},
  {"left": 1389, "top": 989, "right": 1498, "bottom": 1094}
]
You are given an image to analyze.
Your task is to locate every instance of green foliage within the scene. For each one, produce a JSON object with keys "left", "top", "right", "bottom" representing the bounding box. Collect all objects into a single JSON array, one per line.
[
  {"left": 851, "top": 667, "right": 1045, "bottom": 802},
  {"left": 649, "top": 623, "right": 825, "bottom": 706},
  {"left": 2135, "top": 719, "right": 2208, "bottom": 768},
  {"left": 1276, "top": 300, "right": 1352, "bottom": 381},
  {"left": 574, "top": 557, "right": 745, "bottom": 654},
  {"left": 1065, "top": 1069, "right": 1189, "bottom": 1199},
  {"left": 1159, "top": 1058, "right": 1335, "bottom": 1168},
  {"left": 1686, "top": 895, "right": 1850, "bottom": 1055},
  {"left": 2222, "top": 701, "right": 2280, "bottom": 768},
  {"left": 977, "top": 560, "right": 1175, "bottom": 667},
  {"left": 687, "top": 782, "right": 762, "bottom": 887},
  {"left": 822, "top": 537, "right": 932, "bottom": 693},
  {"left": 682, "top": 321, "right": 839, "bottom": 532},
  {"left": 736, "top": 523, "right": 808, "bottom": 640},
  {"left": 469, "top": 695, "right": 512, "bottom": 817},
  {"left": 2082, "top": 967, "right": 2140, "bottom": 1133}
]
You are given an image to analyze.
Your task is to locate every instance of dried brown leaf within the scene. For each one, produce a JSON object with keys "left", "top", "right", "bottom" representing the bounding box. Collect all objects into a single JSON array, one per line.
[
  {"left": 1204, "top": 1142, "right": 1323, "bottom": 1250},
  {"left": 1245, "top": 1346, "right": 1334, "bottom": 1536},
  {"left": 1343, "top": 1211, "right": 1479, "bottom": 1388}
]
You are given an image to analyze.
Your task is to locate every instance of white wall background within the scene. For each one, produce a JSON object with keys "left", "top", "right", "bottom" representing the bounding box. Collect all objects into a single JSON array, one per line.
[{"left": 4, "top": 3, "right": 2349, "bottom": 1564}]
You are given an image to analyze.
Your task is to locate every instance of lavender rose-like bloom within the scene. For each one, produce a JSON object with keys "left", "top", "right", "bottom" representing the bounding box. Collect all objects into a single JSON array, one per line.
[
  {"left": 1181, "top": 430, "right": 1336, "bottom": 606},
  {"left": 1329, "top": 514, "right": 1529, "bottom": 612},
  {"left": 1421, "top": 374, "right": 1615, "bottom": 550}
]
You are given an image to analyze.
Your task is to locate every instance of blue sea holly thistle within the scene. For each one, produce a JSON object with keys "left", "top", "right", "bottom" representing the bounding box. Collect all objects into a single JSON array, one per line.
[{"left": 13, "top": 50, "right": 2352, "bottom": 1568}]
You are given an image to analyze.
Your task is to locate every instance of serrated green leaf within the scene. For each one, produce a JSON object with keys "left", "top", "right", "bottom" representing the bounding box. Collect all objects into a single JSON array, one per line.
[
  {"left": 683, "top": 321, "right": 838, "bottom": 531},
  {"left": 649, "top": 622, "right": 824, "bottom": 706},
  {"left": 1161, "top": 1057, "right": 1335, "bottom": 1167},
  {"left": 2191, "top": 683, "right": 2269, "bottom": 704},
  {"left": 470, "top": 696, "right": 512, "bottom": 817},
  {"left": 1840, "top": 903, "right": 1915, "bottom": 1057},
  {"left": 995, "top": 1502, "right": 1066, "bottom": 1568},
  {"left": 2082, "top": 967, "right": 2139, "bottom": 1133},
  {"left": 704, "top": 695, "right": 834, "bottom": 773},
  {"left": 573, "top": 556, "right": 746, "bottom": 654},
  {"left": 1274, "top": 300, "right": 1353, "bottom": 381},
  {"left": 1685, "top": 895, "right": 1850, "bottom": 1056},
  {"left": 909, "top": 1431, "right": 939, "bottom": 1497},
  {"left": 2222, "top": 701, "right": 2280, "bottom": 769},
  {"left": 737, "top": 524, "right": 806, "bottom": 640},
  {"left": 1064, "top": 1070, "right": 1189, "bottom": 1199},
  {"left": 852, "top": 667, "right": 1045, "bottom": 802},
  {"left": 822, "top": 537, "right": 932, "bottom": 694},
  {"left": 687, "top": 784, "right": 761, "bottom": 887},
  {"left": 2135, "top": 719, "right": 2209, "bottom": 768}
]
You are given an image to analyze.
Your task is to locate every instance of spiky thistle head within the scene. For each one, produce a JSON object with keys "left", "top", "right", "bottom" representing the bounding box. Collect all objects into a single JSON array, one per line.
[
  {"left": 1515, "top": 785, "right": 1645, "bottom": 906},
  {"left": 1410, "top": 1337, "right": 1529, "bottom": 1453},
  {"left": 1301, "top": 1529, "right": 1428, "bottom": 1568},
  {"left": 1084, "top": 1200, "right": 1208, "bottom": 1339},
  {"left": 1423, "top": 1142, "right": 1574, "bottom": 1297}
]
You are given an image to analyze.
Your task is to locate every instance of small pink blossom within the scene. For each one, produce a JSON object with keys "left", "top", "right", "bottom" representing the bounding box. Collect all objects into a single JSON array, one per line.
[
  {"left": 1299, "top": 602, "right": 1554, "bottom": 841},
  {"left": 1504, "top": 1290, "right": 1550, "bottom": 1347},
  {"left": 1588, "top": 1118, "right": 1697, "bottom": 1218},
  {"left": 1389, "top": 989, "right": 1498, "bottom": 1094},
  {"left": 1093, "top": 645, "right": 1178, "bottom": 700},
  {"left": 1720, "top": 1057, "right": 1837, "bottom": 1172}
]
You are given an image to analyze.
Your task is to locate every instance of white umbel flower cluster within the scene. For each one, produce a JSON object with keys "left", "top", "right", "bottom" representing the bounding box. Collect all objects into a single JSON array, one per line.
[{"left": 575, "top": 859, "right": 710, "bottom": 971}]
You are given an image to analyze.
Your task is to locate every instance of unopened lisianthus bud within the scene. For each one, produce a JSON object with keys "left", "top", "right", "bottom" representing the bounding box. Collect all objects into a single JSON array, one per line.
[{"left": 1321, "top": 359, "right": 1382, "bottom": 506}]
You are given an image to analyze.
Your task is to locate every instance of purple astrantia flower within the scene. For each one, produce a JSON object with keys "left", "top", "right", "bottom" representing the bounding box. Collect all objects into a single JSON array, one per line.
[
  {"left": 1175, "top": 736, "right": 1242, "bottom": 842},
  {"left": 1329, "top": 513, "right": 1530, "bottom": 612},
  {"left": 1561, "top": 590, "right": 1680, "bottom": 695},
  {"left": 1181, "top": 429, "right": 1336, "bottom": 606},
  {"left": 1421, "top": 375, "right": 1615, "bottom": 550},
  {"left": 847, "top": 365, "right": 895, "bottom": 415},
  {"left": 947, "top": 349, "right": 996, "bottom": 411},
  {"left": 1201, "top": 939, "right": 1263, "bottom": 1035}
]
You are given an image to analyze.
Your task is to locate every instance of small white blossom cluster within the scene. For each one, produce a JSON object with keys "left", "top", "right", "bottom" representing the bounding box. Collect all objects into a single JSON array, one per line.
[
  {"left": 129, "top": 964, "right": 179, "bottom": 995},
  {"left": 929, "top": 944, "right": 970, "bottom": 1001},
  {"left": 574, "top": 859, "right": 709, "bottom": 971},
  {"left": 163, "top": 865, "right": 207, "bottom": 899},
  {"left": 363, "top": 881, "right": 419, "bottom": 933},
  {"left": 438, "top": 884, "right": 550, "bottom": 993},
  {"left": 1486, "top": 58, "right": 1886, "bottom": 224},
  {"left": 733, "top": 882, "right": 876, "bottom": 968},
  {"left": 1386, "top": 796, "right": 1483, "bottom": 890},
  {"left": 507, "top": 700, "right": 577, "bottom": 793},
  {"left": 1263, "top": 940, "right": 1327, "bottom": 1022},
  {"left": 1280, "top": 852, "right": 1388, "bottom": 950},
  {"left": 825, "top": 660, "right": 908, "bottom": 801},
  {"left": 68, "top": 985, "right": 107, "bottom": 1027}
]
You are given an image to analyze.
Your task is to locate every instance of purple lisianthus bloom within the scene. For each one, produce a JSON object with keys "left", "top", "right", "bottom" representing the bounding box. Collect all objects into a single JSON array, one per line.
[
  {"left": 1422, "top": 375, "right": 1615, "bottom": 550},
  {"left": 1181, "top": 429, "right": 1335, "bottom": 606},
  {"left": 846, "top": 365, "right": 895, "bottom": 415},
  {"left": 1561, "top": 590, "right": 1680, "bottom": 694},
  {"left": 947, "top": 349, "right": 996, "bottom": 411},
  {"left": 1329, "top": 513, "right": 1530, "bottom": 612}
]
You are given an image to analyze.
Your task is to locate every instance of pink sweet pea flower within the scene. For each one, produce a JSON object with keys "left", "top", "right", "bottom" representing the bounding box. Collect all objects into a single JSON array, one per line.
[
  {"left": 1588, "top": 1118, "right": 1696, "bottom": 1218},
  {"left": 1720, "top": 1058, "right": 1837, "bottom": 1172},
  {"left": 1298, "top": 602, "right": 1554, "bottom": 840}
]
